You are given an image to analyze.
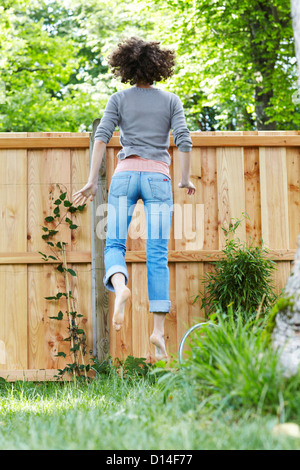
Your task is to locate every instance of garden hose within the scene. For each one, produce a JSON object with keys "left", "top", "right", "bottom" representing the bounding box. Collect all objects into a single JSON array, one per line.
[{"left": 178, "top": 322, "right": 218, "bottom": 364}]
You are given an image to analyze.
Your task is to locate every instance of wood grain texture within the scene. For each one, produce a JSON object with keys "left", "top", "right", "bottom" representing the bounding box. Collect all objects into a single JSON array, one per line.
[
  {"left": 201, "top": 146, "right": 218, "bottom": 250},
  {"left": 0, "top": 252, "right": 91, "bottom": 263},
  {"left": 286, "top": 147, "right": 300, "bottom": 249},
  {"left": 259, "top": 146, "right": 289, "bottom": 250},
  {"left": 131, "top": 263, "right": 153, "bottom": 361},
  {"left": 217, "top": 139, "right": 246, "bottom": 248},
  {"left": 0, "top": 265, "right": 27, "bottom": 370},
  {"left": 0, "top": 149, "right": 27, "bottom": 252},
  {"left": 3, "top": 132, "right": 300, "bottom": 149},
  {"left": 244, "top": 141, "right": 261, "bottom": 243},
  {"left": 0, "top": 148, "right": 27, "bottom": 370}
]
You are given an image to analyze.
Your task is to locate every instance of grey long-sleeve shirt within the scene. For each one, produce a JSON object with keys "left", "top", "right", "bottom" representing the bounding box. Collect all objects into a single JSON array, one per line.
[{"left": 94, "top": 86, "right": 192, "bottom": 166}]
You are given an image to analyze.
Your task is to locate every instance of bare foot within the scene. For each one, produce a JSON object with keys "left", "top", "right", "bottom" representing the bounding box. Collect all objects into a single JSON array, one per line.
[
  {"left": 150, "top": 333, "right": 168, "bottom": 361},
  {"left": 112, "top": 286, "right": 131, "bottom": 331}
]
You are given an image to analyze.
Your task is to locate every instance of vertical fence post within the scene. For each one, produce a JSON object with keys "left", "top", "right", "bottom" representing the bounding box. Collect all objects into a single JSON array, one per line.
[{"left": 90, "top": 119, "right": 110, "bottom": 361}]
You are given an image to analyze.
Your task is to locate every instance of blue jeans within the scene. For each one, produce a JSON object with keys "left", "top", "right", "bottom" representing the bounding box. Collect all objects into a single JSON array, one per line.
[{"left": 103, "top": 171, "right": 173, "bottom": 313}]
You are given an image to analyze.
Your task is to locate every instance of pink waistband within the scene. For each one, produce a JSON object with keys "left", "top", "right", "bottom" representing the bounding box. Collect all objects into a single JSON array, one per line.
[{"left": 113, "top": 156, "right": 170, "bottom": 178}]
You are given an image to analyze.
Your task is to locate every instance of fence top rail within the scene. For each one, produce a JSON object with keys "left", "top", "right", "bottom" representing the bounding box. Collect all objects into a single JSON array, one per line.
[{"left": 1, "top": 131, "right": 300, "bottom": 148}]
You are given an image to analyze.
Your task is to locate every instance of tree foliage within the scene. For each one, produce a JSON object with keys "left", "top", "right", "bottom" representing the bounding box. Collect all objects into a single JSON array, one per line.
[
  {"left": 0, "top": 0, "right": 298, "bottom": 132},
  {"left": 145, "top": 0, "right": 299, "bottom": 130}
]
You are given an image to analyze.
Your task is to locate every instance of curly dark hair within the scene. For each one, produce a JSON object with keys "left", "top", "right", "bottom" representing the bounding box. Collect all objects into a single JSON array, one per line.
[{"left": 107, "top": 37, "right": 176, "bottom": 85}]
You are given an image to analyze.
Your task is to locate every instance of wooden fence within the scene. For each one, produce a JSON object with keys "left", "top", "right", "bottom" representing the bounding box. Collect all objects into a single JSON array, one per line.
[
  {"left": 0, "top": 132, "right": 92, "bottom": 381},
  {"left": 103, "top": 130, "right": 300, "bottom": 362},
  {"left": 0, "top": 130, "right": 299, "bottom": 379}
]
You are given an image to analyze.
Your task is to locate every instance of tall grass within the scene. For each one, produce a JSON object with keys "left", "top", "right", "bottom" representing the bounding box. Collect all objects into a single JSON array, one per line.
[{"left": 159, "top": 309, "right": 300, "bottom": 423}]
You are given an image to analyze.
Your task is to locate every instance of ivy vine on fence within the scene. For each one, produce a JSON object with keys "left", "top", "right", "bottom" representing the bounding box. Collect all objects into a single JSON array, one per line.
[{"left": 39, "top": 183, "right": 90, "bottom": 382}]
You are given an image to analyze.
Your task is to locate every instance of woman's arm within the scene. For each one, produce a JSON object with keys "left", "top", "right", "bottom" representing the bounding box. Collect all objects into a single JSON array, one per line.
[
  {"left": 88, "top": 140, "right": 106, "bottom": 184},
  {"left": 177, "top": 150, "right": 196, "bottom": 195},
  {"left": 72, "top": 93, "right": 119, "bottom": 206},
  {"left": 72, "top": 140, "right": 106, "bottom": 205},
  {"left": 171, "top": 96, "right": 196, "bottom": 195}
]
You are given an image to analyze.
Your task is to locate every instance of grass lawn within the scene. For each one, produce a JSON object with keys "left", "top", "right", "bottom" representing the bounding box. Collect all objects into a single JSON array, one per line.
[{"left": 0, "top": 372, "right": 299, "bottom": 450}]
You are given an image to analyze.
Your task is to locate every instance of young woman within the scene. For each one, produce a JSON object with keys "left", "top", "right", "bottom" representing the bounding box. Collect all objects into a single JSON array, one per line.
[{"left": 73, "top": 37, "right": 196, "bottom": 361}]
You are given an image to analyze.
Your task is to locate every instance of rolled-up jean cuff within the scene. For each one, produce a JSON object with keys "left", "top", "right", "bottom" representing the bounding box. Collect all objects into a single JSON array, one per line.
[
  {"left": 149, "top": 300, "right": 171, "bottom": 313},
  {"left": 103, "top": 265, "right": 129, "bottom": 292}
]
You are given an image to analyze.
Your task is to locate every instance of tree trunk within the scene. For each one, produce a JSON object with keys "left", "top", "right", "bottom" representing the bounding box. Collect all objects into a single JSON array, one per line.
[
  {"left": 272, "top": 236, "right": 300, "bottom": 376},
  {"left": 291, "top": 0, "right": 300, "bottom": 84},
  {"left": 272, "top": 2, "right": 300, "bottom": 377},
  {"left": 255, "top": 88, "right": 275, "bottom": 130}
]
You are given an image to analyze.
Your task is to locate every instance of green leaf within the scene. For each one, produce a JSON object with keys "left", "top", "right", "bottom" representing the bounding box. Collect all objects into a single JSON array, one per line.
[
  {"left": 45, "top": 293, "right": 66, "bottom": 300},
  {"left": 59, "top": 192, "right": 67, "bottom": 201},
  {"left": 64, "top": 200, "right": 72, "bottom": 207},
  {"left": 56, "top": 264, "right": 64, "bottom": 273},
  {"left": 54, "top": 199, "right": 62, "bottom": 205},
  {"left": 69, "top": 224, "right": 78, "bottom": 230},
  {"left": 55, "top": 352, "right": 66, "bottom": 358},
  {"left": 67, "top": 268, "right": 76, "bottom": 276},
  {"left": 56, "top": 292, "right": 65, "bottom": 299},
  {"left": 44, "top": 216, "right": 54, "bottom": 222},
  {"left": 49, "top": 310, "right": 64, "bottom": 320}
]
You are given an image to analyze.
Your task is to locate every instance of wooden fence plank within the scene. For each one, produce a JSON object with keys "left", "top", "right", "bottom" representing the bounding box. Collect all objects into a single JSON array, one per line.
[
  {"left": 201, "top": 146, "right": 218, "bottom": 251},
  {"left": 259, "top": 146, "right": 289, "bottom": 250},
  {"left": 104, "top": 133, "right": 300, "bottom": 148},
  {"left": 0, "top": 137, "right": 89, "bottom": 148},
  {"left": 131, "top": 263, "right": 152, "bottom": 361},
  {"left": 244, "top": 141, "right": 261, "bottom": 243},
  {"left": 0, "top": 149, "right": 27, "bottom": 252},
  {"left": 217, "top": 145, "right": 246, "bottom": 247},
  {"left": 3, "top": 132, "right": 300, "bottom": 149},
  {"left": 71, "top": 148, "right": 91, "bottom": 251},
  {"left": 259, "top": 132, "right": 291, "bottom": 297},
  {"left": 286, "top": 147, "right": 300, "bottom": 249},
  {"left": 0, "top": 266, "right": 28, "bottom": 370},
  {"left": 0, "top": 147, "right": 27, "bottom": 370}
]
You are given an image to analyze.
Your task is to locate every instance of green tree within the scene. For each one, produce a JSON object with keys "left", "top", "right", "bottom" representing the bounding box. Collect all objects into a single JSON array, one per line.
[
  {"left": 145, "top": 0, "right": 299, "bottom": 130},
  {"left": 1, "top": 0, "right": 298, "bottom": 132},
  {"left": 0, "top": 0, "right": 97, "bottom": 131},
  {"left": 0, "top": 0, "right": 151, "bottom": 131}
]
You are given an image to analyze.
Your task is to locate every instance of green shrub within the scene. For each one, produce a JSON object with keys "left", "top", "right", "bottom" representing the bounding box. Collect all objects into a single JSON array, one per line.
[{"left": 195, "top": 214, "right": 278, "bottom": 317}]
